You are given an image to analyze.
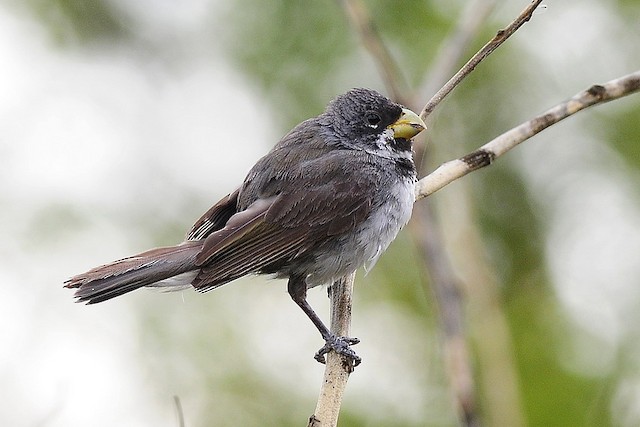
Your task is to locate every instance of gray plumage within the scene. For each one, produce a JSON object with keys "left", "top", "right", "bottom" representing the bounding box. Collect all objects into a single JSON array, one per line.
[{"left": 65, "top": 88, "right": 425, "bottom": 366}]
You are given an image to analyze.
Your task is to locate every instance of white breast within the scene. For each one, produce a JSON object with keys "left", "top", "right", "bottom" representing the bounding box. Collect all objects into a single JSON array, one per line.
[{"left": 305, "top": 177, "right": 415, "bottom": 287}]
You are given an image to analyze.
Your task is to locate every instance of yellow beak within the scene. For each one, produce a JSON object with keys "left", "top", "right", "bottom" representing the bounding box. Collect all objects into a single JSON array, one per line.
[{"left": 388, "top": 108, "right": 426, "bottom": 140}]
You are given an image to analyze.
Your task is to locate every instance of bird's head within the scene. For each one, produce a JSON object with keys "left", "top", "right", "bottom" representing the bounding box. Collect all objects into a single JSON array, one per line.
[{"left": 322, "top": 88, "right": 426, "bottom": 152}]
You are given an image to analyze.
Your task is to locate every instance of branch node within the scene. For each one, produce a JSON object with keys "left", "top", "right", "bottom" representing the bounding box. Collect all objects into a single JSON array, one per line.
[
  {"left": 461, "top": 149, "right": 495, "bottom": 170},
  {"left": 587, "top": 84, "right": 606, "bottom": 99},
  {"left": 308, "top": 415, "right": 321, "bottom": 427}
]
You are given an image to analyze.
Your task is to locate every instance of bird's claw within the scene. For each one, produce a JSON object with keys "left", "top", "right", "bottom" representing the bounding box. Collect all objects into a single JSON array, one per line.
[{"left": 314, "top": 335, "right": 361, "bottom": 370}]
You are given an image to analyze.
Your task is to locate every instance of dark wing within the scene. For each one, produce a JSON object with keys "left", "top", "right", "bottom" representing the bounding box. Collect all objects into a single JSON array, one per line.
[
  {"left": 187, "top": 189, "right": 240, "bottom": 240},
  {"left": 263, "top": 173, "right": 372, "bottom": 235},
  {"left": 192, "top": 199, "right": 315, "bottom": 291},
  {"left": 190, "top": 144, "right": 376, "bottom": 292}
]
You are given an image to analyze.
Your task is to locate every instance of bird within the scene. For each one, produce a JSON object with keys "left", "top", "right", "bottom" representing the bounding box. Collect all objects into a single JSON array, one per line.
[{"left": 65, "top": 88, "right": 426, "bottom": 367}]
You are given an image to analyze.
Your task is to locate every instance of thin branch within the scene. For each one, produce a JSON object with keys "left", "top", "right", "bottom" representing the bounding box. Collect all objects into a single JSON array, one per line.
[
  {"left": 409, "top": 206, "right": 481, "bottom": 427},
  {"left": 416, "top": 71, "right": 640, "bottom": 200},
  {"left": 173, "top": 395, "right": 185, "bottom": 427},
  {"left": 308, "top": 273, "right": 356, "bottom": 427},
  {"left": 339, "top": 0, "right": 408, "bottom": 103},
  {"left": 420, "top": 0, "right": 544, "bottom": 121}
]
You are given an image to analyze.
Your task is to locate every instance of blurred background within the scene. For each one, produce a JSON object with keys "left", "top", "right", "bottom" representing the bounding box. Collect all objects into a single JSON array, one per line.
[{"left": 1, "top": 0, "right": 640, "bottom": 426}]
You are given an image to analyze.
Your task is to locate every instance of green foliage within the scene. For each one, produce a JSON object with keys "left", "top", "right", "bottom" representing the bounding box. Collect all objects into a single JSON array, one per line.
[
  {"left": 219, "top": 0, "right": 354, "bottom": 126},
  {"left": 507, "top": 286, "right": 612, "bottom": 427},
  {"left": 362, "top": 230, "right": 431, "bottom": 316},
  {"left": 367, "top": 0, "right": 451, "bottom": 85},
  {"left": 474, "top": 163, "right": 546, "bottom": 293},
  {"left": 14, "top": 0, "right": 131, "bottom": 45},
  {"left": 219, "top": 0, "right": 452, "bottom": 127},
  {"left": 599, "top": 105, "right": 640, "bottom": 171}
]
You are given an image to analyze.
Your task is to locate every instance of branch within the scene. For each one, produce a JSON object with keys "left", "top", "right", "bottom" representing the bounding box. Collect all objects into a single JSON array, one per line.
[
  {"left": 420, "top": 0, "right": 544, "bottom": 121},
  {"left": 416, "top": 71, "right": 640, "bottom": 200},
  {"left": 173, "top": 396, "right": 185, "bottom": 427},
  {"left": 408, "top": 207, "right": 482, "bottom": 427},
  {"left": 308, "top": 273, "right": 356, "bottom": 427}
]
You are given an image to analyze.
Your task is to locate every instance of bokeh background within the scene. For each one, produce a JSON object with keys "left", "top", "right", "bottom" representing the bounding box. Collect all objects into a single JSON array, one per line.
[{"left": 2, "top": 0, "right": 640, "bottom": 426}]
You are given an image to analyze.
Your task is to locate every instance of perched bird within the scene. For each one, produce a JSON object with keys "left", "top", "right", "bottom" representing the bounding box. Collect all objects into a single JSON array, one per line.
[{"left": 65, "top": 88, "right": 426, "bottom": 366}]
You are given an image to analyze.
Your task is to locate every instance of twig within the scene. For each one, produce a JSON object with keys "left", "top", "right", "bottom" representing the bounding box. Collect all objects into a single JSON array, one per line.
[
  {"left": 420, "top": 0, "right": 544, "bottom": 121},
  {"left": 173, "top": 395, "right": 185, "bottom": 427},
  {"left": 308, "top": 273, "right": 356, "bottom": 427},
  {"left": 339, "top": 0, "right": 408, "bottom": 104},
  {"left": 416, "top": 71, "right": 640, "bottom": 199},
  {"left": 409, "top": 206, "right": 481, "bottom": 427},
  {"left": 439, "top": 193, "right": 527, "bottom": 427}
]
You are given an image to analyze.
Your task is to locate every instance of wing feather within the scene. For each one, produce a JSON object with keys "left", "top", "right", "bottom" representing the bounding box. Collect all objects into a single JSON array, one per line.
[
  {"left": 187, "top": 189, "right": 240, "bottom": 240},
  {"left": 189, "top": 133, "right": 381, "bottom": 291}
]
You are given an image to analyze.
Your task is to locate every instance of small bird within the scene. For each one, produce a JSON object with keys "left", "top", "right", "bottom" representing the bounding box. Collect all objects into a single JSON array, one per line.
[{"left": 65, "top": 88, "right": 426, "bottom": 366}]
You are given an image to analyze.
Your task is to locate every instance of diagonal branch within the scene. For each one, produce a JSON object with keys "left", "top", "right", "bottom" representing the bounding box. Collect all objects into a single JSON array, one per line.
[{"left": 416, "top": 71, "right": 640, "bottom": 200}]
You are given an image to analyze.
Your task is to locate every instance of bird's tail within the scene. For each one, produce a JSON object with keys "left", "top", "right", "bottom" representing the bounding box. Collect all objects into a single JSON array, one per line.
[{"left": 64, "top": 241, "right": 203, "bottom": 304}]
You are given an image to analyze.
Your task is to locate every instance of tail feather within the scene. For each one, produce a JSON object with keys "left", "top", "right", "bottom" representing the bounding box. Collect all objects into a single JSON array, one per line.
[{"left": 65, "top": 241, "right": 202, "bottom": 304}]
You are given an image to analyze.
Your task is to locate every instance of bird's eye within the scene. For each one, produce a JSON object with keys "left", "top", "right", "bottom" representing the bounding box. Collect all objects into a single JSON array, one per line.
[{"left": 365, "top": 112, "right": 381, "bottom": 128}]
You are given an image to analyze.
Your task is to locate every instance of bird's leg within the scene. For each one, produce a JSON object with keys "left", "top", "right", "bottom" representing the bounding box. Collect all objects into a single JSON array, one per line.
[{"left": 287, "top": 277, "right": 361, "bottom": 367}]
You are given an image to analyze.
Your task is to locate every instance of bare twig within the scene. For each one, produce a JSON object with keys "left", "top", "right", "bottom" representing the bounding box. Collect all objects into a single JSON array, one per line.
[
  {"left": 416, "top": 71, "right": 640, "bottom": 200},
  {"left": 173, "top": 395, "right": 185, "bottom": 427},
  {"left": 420, "top": 0, "right": 544, "bottom": 121},
  {"left": 308, "top": 273, "right": 356, "bottom": 427},
  {"left": 409, "top": 207, "right": 481, "bottom": 427},
  {"left": 339, "top": 0, "right": 408, "bottom": 103}
]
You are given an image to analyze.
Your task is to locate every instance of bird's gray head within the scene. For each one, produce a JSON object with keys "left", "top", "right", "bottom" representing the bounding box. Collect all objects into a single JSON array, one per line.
[
  {"left": 320, "top": 88, "right": 426, "bottom": 151},
  {"left": 324, "top": 88, "right": 401, "bottom": 139}
]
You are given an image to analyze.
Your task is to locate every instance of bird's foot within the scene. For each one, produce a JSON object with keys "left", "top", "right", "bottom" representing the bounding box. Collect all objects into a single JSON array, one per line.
[{"left": 314, "top": 334, "right": 361, "bottom": 371}]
